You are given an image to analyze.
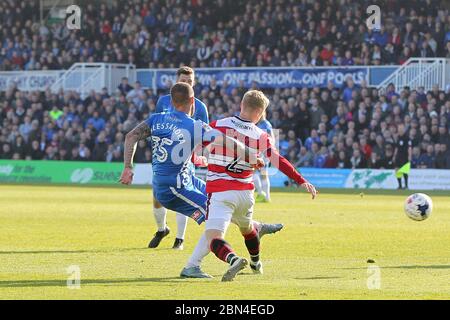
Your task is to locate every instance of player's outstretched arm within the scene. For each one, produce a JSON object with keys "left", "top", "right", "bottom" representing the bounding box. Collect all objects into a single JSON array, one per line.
[
  {"left": 119, "top": 121, "right": 152, "bottom": 185},
  {"left": 191, "top": 144, "right": 209, "bottom": 167},
  {"left": 266, "top": 147, "right": 318, "bottom": 199}
]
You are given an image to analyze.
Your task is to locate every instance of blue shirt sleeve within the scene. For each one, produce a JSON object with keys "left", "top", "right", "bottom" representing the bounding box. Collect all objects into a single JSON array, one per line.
[
  {"left": 155, "top": 96, "right": 166, "bottom": 113},
  {"left": 195, "top": 99, "right": 209, "bottom": 123},
  {"left": 258, "top": 120, "right": 273, "bottom": 136},
  {"left": 145, "top": 114, "right": 155, "bottom": 129},
  {"left": 265, "top": 121, "right": 273, "bottom": 135}
]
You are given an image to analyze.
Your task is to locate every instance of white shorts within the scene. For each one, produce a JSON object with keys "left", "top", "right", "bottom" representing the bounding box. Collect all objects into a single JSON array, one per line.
[{"left": 205, "top": 190, "right": 255, "bottom": 233}]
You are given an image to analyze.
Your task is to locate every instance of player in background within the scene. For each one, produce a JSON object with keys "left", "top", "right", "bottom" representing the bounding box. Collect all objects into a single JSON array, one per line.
[
  {"left": 182, "top": 90, "right": 318, "bottom": 282},
  {"left": 149, "top": 67, "right": 209, "bottom": 250},
  {"left": 394, "top": 124, "right": 412, "bottom": 189},
  {"left": 120, "top": 84, "right": 283, "bottom": 278},
  {"left": 254, "top": 111, "right": 274, "bottom": 202}
]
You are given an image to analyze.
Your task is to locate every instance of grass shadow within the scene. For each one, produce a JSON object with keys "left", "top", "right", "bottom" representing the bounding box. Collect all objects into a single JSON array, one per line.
[
  {"left": 295, "top": 276, "right": 343, "bottom": 280},
  {"left": 0, "top": 248, "right": 150, "bottom": 255},
  {"left": 0, "top": 276, "right": 209, "bottom": 288}
]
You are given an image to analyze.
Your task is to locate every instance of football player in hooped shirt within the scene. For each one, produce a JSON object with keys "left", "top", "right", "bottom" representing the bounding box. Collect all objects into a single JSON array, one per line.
[
  {"left": 182, "top": 90, "right": 318, "bottom": 282},
  {"left": 150, "top": 67, "right": 209, "bottom": 250},
  {"left": 148, "top": 67, "right": 281, "bottom": 251}
]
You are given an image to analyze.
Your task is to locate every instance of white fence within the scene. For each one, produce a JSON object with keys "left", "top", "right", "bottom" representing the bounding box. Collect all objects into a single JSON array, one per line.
[
  {"left": 377, "top": 58, "right": 450, "bottom": 92},
  {"left": 50, "top": 63, "right": 136, "bottom": 98}
]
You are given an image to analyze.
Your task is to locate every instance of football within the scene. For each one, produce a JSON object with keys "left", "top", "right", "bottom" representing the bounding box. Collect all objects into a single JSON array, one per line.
[{"left": 404, "top": 193, "right": 433, "bottom": 221}]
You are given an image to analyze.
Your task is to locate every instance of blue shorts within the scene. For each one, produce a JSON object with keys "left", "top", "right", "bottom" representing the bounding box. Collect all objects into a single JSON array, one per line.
[{"left": 153, "top": 176, "right": 207, "bottom": 225}]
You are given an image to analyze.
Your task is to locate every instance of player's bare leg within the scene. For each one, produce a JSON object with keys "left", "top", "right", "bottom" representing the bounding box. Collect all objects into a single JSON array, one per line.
[{"left": 206, "top": 229, "right": 248, "bottom": 282}]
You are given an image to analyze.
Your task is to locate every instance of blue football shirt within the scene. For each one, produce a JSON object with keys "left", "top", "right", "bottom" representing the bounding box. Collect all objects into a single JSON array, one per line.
[
  {"left": 145, "top": 110, "right": 215, "bottom": 187},
  {"left": 156, "top": 94, "right": 209, "bottom": 123},
  {"left": 257, "top": 119, "right": 273, "bottom": 136}
]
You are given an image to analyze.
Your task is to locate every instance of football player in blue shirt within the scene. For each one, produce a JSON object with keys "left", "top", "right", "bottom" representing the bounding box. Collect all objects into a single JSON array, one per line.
[
  {"left": 120, "top": 83, "right": 283, "bottom": 278},
  {"left": 151, "top": 67, "right": 208, "bottom": 250},
  {"left": 254, "top": 111, "right": 274, "bottom": 202},
  {"left": 120, "top": 83, "right": 221, "bottom": 224},
  {"left": 121, "top": 83, "right": 216, "bottom": 224}
]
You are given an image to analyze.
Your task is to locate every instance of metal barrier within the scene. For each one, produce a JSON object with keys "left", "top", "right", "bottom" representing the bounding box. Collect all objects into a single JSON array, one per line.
[
  {"left": 377, "top": 58, "right": 450, "bottom": 92},
  {"left": 50, "top": 63, "right": 136, "bottom": 98}
]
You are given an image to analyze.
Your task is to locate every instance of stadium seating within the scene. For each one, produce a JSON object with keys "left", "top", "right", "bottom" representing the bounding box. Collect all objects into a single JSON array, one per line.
[
  {"left": 0, "top": 0, "right": 449, "bottom": 169},
  {"left": 1, "top": 0, "right": 449, "bottom": 70}
]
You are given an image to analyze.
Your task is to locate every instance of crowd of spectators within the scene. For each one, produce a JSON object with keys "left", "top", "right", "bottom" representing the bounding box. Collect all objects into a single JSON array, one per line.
[
  {"left": 1, "top": 0, "right": 450, "bottom": 71},
  {"left": 1, "top": 0, "right": 450, "bottom": 169},
  {"left": 1, "top": 78, "right": 450, "bottom": 169}
]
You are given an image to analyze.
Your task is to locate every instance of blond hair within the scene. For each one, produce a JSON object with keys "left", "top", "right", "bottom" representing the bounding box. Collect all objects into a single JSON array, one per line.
[{"left": 242, "top": 90, "right": 269, "bottom": 111}]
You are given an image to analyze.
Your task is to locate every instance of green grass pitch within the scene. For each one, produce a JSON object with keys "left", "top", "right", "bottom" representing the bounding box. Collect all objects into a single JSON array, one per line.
[{"left": 0, "top": 184, "right": 449, "bottom": 300}]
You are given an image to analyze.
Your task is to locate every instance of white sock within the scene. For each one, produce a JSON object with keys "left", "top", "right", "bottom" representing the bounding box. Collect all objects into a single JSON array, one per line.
[
  {"left": 186, "top": 233, "right": 210, "bottom": 268},
  {"left": 176, "top": 213, "right": 188, "bottom": 240},
  {"left": 261, "top": 175, "right": 271, "bottom": 200},
  {"left": 253, "top": 173, "right": 263, "bottom": 195},
  {"left": 153, "top": 207, "right": 167, "bottom": 232}
]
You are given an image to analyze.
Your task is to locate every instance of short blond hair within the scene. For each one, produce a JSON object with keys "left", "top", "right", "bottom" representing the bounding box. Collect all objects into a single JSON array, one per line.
[{"left": 242, "top": 90, "right": 269, "bottom": 111}]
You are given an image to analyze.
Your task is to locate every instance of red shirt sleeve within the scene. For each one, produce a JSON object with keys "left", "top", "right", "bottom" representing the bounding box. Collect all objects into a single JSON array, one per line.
[{"left": 263, "top": 134, "right": 306, "bottom": 185}]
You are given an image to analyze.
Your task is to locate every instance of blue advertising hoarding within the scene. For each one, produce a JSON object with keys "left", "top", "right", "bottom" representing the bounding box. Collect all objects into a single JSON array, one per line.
[
  {"left": 369, "top": 67, "right": 397, "bottom": 86},
  {"left": 156, "top": 68, "right": 368, "bottom": 89},
  {"left": 268, "top": 167, "right": 351, "bottom": 188},
  {"left": 137, "top": 67, "right": 370, "bottom": 90}
]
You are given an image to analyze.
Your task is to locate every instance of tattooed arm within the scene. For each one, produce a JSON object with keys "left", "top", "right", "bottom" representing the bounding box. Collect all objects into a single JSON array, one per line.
[
  {"left": 119, "top": 121, "right": 151, "bottom": 185},
  {"left": 123, "top": 121, "right": 152, "bottom": 168}
]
